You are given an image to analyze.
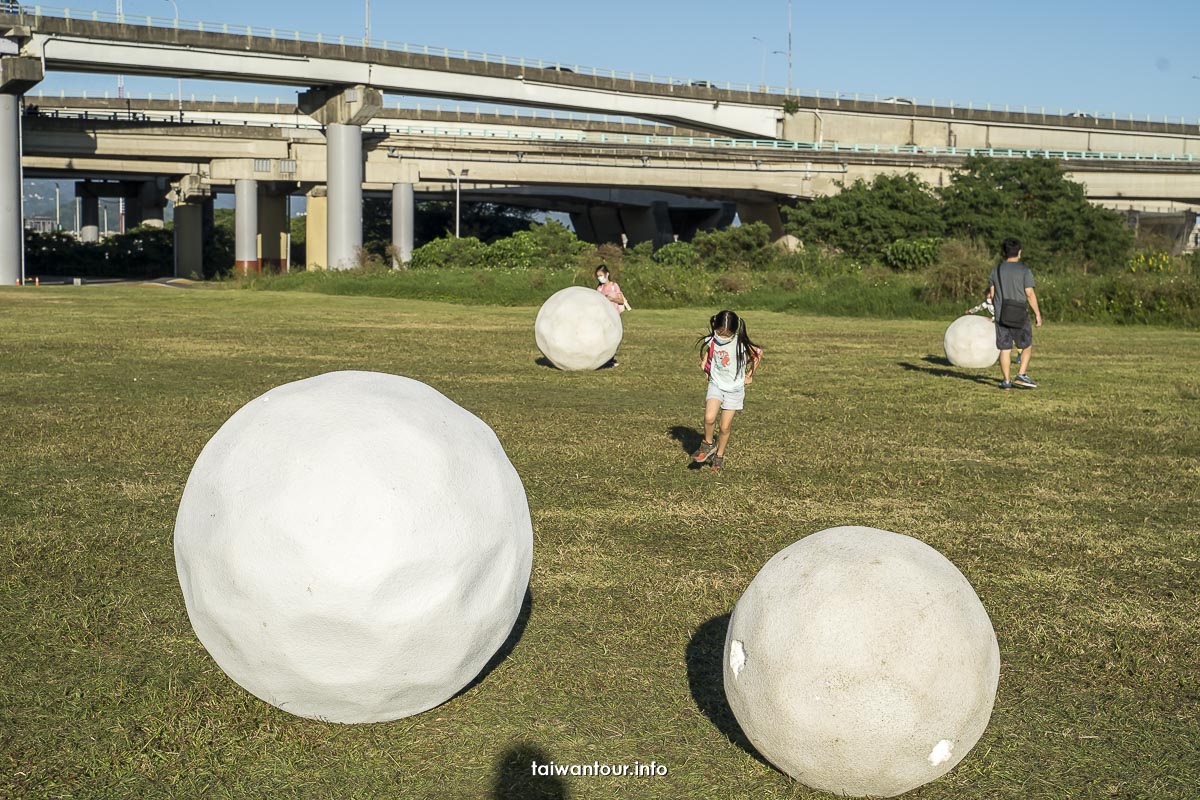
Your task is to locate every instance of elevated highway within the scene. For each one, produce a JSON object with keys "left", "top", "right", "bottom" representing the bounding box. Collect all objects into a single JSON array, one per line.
[{"left": 3, "top": 8, "right": 1200, "bottom": 281}]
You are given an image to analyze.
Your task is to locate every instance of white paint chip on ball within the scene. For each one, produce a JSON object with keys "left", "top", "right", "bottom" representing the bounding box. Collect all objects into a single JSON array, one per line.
[
  {"left": 943, "top": 314, "right": 999, "bottom": 369},
  {"left": 534, "top": 286, "right": 622, "bottom": 370},
  {"left": 723, "top": 526, "right": 1000, "bottom": 798},
  {"left": 174, "top": 370, "right": 533, "bottom": 724},
  {"left": 928, "top": 739, "right": 954, "bottom": 766}
]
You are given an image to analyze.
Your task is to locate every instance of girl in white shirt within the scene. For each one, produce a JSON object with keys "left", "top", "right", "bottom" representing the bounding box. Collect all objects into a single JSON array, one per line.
[{"left": 692, "top": 309, "right": 762, "bottom": 471}]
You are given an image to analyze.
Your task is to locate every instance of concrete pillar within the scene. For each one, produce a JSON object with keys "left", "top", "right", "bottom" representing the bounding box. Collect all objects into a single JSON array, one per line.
[
  {"left": 327, "top": 123, "right": 363, "bottom": 269},
  {"left": 736, "top": 201, "right": 787, "bottom": 241},
  {"left": 619, "top": 205, "right": 657, "bottom": 245},
  {"left": 298, "top": 85, "right": 382, "bottom": 270},
  {"left": 123, "top": 182, "right": 144, "bottom": 230},
  {"left": 569, "top": 210, "right": 598, "bottom": 244},
  {"left": 1, "top": 56, "right": 43, "bottom": 285},
  {"left": 0, "top": 93, "right": 21, "bottom": 285},
  {"left": 77, "top": 184, "right": 100, "bottom": 243},
  {"left": 174, "top": 201, "right": 204, "bottom": 279},
  {"left": 392, "top": 182, "right": 414, "bottom": 267},
  {"left": 305, "top": 187, "right": 328, "bottom": 269},
  {"left": 235, "top": 178, "right": 259, "bottom": 274},
  {"left": 137, "top": 180, "right": 168, "bottom": 229},
  {"left": 257, "top": 189, "right": 289, "bottom": 273},
  {"left": 588, "top": 206, "right": 625, "bottom": 245}
]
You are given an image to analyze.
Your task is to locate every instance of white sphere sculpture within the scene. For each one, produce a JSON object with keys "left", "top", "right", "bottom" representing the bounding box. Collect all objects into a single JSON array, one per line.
[
  {"left": 943, "top": 315, "right": 998, "bottom": 369},
  {"left": 534, "top": 286, "right": 622, "bottom": 370},
  {"left": 723, "top": 526, "right": 999, "bottom": 798},
  {"left": 174, "top": 371, "right": 533, "bottom": 724}
]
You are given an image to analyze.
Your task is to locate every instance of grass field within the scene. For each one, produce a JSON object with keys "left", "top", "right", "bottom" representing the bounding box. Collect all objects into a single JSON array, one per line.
[{"left": 2, "top": 285, "right": 1198, "bottom": 799}]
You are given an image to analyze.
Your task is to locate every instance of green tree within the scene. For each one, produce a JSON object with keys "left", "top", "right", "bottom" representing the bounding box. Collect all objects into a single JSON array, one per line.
[
  {"left": 782, "top": 174, "right": 945, "bottom": 260},
  {"left": 939, "top": 156, "right": 1133, "bottom": 270}
]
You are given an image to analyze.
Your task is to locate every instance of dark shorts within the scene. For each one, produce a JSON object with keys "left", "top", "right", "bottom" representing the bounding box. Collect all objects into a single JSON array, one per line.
[{"left": 996, "top": 319, "right": 1033, "bottom": 350}]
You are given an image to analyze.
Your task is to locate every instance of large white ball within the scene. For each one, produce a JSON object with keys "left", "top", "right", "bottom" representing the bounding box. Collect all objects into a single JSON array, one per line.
[
  {"left": 943, "top": 315, "right": 998, "bottom": 368},
  {"left": 174, "top": 371, "right": 533, "bottom": 723},
  {"left": 724, "top": 526, "right": 999, "bottom": 798},
  {"left": 534, "top": 286, "right": 622, "bottom": 370}
]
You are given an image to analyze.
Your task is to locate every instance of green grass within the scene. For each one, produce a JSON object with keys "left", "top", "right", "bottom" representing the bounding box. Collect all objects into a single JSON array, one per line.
[{"left": 2, "top": 286, "right": 1198, "bottom": 799}]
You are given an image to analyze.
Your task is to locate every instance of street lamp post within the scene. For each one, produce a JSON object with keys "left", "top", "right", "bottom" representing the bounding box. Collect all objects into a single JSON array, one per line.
[
  {"left": 163, "top": 0, "right": 182, "bottom": 121},
  {"left": 787, "top": 0, "right": 793, "bottom": 95},
  {"left": 752, "top": 36, "right": 767, "bottom": 89},
  {"left": 115, "top": 0, "right": 124, "bottom": 98},
  {"left": 448, "top": 168, "right": 469, "bottom": 238},
  {"left": 55, "top": 183, "right": 61, "bottom": 230},
  {"left": 365, "top": 0, "right": 370, "bottom": 45}
]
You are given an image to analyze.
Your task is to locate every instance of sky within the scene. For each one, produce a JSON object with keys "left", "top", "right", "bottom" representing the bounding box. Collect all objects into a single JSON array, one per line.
[{"left": 22, "top": 0, "right": 1200, "bottom": 123}]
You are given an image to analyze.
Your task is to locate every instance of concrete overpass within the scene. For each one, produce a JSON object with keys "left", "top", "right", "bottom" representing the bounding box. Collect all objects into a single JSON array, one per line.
[
  {"left": 3, "top": 8, "right": 1200, "bottom": 282},
  {"left": 17, "top": 100, "right": 1200, "bottom": 277}
]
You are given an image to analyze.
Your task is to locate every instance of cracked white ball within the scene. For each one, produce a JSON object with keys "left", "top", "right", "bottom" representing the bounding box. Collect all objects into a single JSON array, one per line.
[
  {"left": 534, "top": 286, "right": 622, "bottom": 370},
  {"left": 723, "top": 526, "right": 999, "bottom": 797},
  {"left": 943, "top": 314, "right": 999, "bottom": 369},
  {"left": 174, "top": 371, "right": 533, "bottom": 723}
]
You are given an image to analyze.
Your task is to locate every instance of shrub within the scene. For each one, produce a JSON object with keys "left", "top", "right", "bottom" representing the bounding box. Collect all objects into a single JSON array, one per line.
[
  {"left": 883, "top": 237, "right": 943, "bottom": 271},
  {"left": 921, "top": 238, "right": 992, "bottom": 305},
  {"left": 410, "top": 236, "right": 489, "bottom": 269}
]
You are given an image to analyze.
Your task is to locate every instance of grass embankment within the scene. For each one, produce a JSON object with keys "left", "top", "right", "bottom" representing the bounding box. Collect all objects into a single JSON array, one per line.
[{"left": 2, "top": 286, "right": 1198, "bottom": 799}]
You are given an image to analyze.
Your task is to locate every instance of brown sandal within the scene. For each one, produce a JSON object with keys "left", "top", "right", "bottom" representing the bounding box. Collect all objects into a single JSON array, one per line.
[{"left": 712, "top": 455, "right": 725, "bottom": 470}]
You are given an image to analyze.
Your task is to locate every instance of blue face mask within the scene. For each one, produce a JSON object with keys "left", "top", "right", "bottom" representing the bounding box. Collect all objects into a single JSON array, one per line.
[{"left": 714, "top": 334, "right": 733, "bottom": 345}]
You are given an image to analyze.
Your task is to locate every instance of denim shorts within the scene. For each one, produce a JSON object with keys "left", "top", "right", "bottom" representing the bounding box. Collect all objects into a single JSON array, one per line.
[{"left": 706, "top": 383, "right": 745, "bottom": 411}]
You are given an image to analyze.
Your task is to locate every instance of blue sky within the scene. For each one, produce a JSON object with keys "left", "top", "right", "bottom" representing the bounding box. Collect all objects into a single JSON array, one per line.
[{"left": 24, "top": 0, "right": 1200, "bottom": 121}]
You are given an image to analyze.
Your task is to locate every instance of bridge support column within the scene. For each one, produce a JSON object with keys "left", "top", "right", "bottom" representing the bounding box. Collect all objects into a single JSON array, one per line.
[
  {"left": 257, "top": 188, "right": 289, "bottom": 273},
  {"left": 1, "top": 56, "right": 44, "bottom": 285},
  {"left": 77, "top": 183, "right": 100, "bottom": 243},
  {"left": 736, "top": 201, "right": 787, "bottom": 241},
  {"left": 173, "top": 201, "right": 204, "bottom": 279},
  {"left": 392, "top": 182, "right": 414, "bottom": 267},
  {"left": 235, "top": 178, "right": 259, "bottom": 274},
  {"left": 170, "top": 174, "right": 209, "bottom": 279},
  {"left": 137, "top": 179, "right": 168, "bottom": 229},
  {"left": 305, "top": 187, "right": 328, "bottom": 269},
  {"left": 0, "top": 93, "right": 18, "bottom": 285},
  {"left": 299, "top": 85, "right": 383, "bottom": 270}
]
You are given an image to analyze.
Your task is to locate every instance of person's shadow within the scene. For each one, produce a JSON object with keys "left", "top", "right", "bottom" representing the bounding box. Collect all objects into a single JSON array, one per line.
[
  {"left": 896, "top": 356, "right": 998, "bottom": 386},
  {"left": 491, "top": 742, "right": 569, "bottom": 799},
  {"left": 685, "top": 614, "right": 769, "bottom": 766},
  {"left": 668, "top": 426, "right": 709, "bottom": 470},
  {"left": 535, "top": 356, "right": 617, "bottom": 370}
]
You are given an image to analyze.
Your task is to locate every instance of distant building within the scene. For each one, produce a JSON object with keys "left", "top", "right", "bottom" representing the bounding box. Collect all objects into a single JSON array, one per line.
[{"left": 24, "top": 217, "right": 57, "bottom": 234}]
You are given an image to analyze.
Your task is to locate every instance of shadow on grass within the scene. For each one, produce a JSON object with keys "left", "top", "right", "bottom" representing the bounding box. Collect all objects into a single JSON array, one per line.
[
  {"left": 535, "top": 356, "right": 618, "bottom": 370},
  {"left": 686, "top": 614, "right": 769, "bottom": 767},
  {"left": 898, "top": 360, "right": 998, "bottom": 386},
  {"left": 491, "top": 742, "right": 568, "bottom": 799},
  {"left": 668, "top": 426, "right": 710, "bottom": 471},
  {"left": 459, "top": 589, "right": 533, "bottom": 697}
]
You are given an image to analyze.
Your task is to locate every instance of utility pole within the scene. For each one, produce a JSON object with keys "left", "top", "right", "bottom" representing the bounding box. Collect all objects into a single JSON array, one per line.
[{"left": 365, "top": 0, "right": 370, "bottom": 45}]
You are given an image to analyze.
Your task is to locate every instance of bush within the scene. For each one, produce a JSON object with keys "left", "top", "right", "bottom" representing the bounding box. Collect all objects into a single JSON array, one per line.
[
  {"left": 883, "top": 237, "right": 943, "bottom": 271},
  {"left": 410, "top": 236, "right": 489, "bottom": 270},
  {"left": 691, "top": 223, "right": 780, "bottom": 271},
  {"left": 921, "top": 238, "right": 992, "bottom": 305}
]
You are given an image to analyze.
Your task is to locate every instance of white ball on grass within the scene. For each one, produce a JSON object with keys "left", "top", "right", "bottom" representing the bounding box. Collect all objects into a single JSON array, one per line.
[
  {"left": 534, "top": 286, "right": 622, "bottom": 371},
  {"left": 174, "top": 371, "right": 533, "bottom": 723},
  {"left": 943, "top": 315, "right": 998, "bottom": 369},
  {"left": 723, "top": 526, "right": 1000, "bottom": 798}
]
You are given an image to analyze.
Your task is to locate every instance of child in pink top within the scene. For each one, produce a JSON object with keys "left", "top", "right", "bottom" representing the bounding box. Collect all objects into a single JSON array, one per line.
[{"left": 595, "top": 264, "right": 631, "bottom": 313}]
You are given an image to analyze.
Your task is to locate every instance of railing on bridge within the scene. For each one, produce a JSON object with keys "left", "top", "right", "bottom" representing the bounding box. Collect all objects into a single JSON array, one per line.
[
  {"left": 4, "top": 5, "right": 1198, "bottom": 129},
  {"left": 21, "top": 103, "right": 1200, "bottom": 165}
]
